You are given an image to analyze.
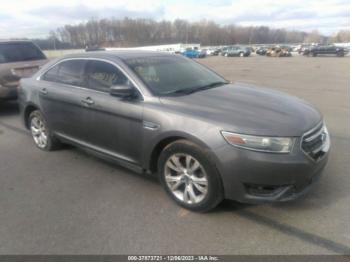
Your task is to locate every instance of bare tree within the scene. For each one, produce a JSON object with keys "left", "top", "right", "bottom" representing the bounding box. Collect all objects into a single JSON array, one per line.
[
  {"left": 52, "top": 17, "right": 335, "bottom": 48},
  {"left": 304, "top": 30, "right": 323, "bottom": 44}
]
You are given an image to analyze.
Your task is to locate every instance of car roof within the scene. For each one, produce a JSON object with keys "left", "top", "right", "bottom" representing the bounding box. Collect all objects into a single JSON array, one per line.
[
  {"left": 0, "top": 40, "right": 35, "bottom": 44},
  {"left": 62, "top": 50, "right": 175, "bottom": 61}
]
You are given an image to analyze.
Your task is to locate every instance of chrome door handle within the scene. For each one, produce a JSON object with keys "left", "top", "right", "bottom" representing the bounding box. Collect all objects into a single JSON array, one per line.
[
  {"left": 40, "top": 88, "right": 48, "bottom": 95},
  {"left": 81, "top": 97, "right": 95, "bottom": 105}
]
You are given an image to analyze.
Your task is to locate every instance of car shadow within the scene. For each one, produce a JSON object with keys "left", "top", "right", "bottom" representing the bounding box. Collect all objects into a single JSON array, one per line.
[
  {"left": 214, "top": 199, "right": 255, "bottom": 212},
  {"left": 0, "top": 101, "right": 19, "bottom": 117},
  {"left": 210, "top": 178, "right": 350, "bottom": 254},
  {"left": 306, "top": 55, "right": 348, "bottom": 58},
  {"left": 71, "top": 146, "right": 160, "bottom": 185},
  {"left": 68, "top": 143, "right": 342, "bottom": 214},
  {"left": 218, "top": 200, "right": 350, "bottom": 254}
]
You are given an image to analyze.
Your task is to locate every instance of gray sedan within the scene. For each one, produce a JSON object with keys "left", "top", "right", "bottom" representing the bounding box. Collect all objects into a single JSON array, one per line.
[{"left": 18, "top": 51, "right": 330, "bottom": 212}]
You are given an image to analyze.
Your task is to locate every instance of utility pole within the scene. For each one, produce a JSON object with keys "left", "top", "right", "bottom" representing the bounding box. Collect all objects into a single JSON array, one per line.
[
  {"left": 53, "top": 37, "right": 56, "bottom": 50},
  {"left": 186, "top": 23, "right": 188, "bottom": 44}
]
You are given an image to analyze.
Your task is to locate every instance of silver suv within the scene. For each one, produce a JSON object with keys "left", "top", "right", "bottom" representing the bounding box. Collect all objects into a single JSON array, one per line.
[{"left": 0, "top": 40, "right": 48, "bottom": 101}]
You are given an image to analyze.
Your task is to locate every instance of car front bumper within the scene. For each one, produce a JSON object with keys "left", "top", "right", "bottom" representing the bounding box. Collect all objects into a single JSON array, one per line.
[{"left": 214, "top": 136, "right": 330, "bottom": 204}]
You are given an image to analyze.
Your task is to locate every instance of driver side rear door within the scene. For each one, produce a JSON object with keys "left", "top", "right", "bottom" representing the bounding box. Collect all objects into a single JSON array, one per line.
[{"left": 38, "top": 59, "right": 91, "bottom": 143}]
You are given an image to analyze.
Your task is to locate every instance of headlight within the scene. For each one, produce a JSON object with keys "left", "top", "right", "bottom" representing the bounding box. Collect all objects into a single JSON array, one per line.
[{"left": 221, "top": 131, "right": 295, "bottom": 153}]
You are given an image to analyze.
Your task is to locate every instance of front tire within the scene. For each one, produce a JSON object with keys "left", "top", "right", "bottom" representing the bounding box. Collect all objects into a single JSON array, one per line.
[
  {"left": 158, "top": 140, "right": 224, "bottom": 212},
  {"left": 29, "top": 110, "right": 61, "bottom": 151}
]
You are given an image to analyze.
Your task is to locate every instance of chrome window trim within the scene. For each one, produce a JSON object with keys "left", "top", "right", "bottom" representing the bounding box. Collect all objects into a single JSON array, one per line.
[{"left": 36, "top": 57, "right": 145, "bottom": 99}]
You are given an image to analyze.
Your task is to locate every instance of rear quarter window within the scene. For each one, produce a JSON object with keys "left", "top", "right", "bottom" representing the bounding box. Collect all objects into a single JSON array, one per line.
[{"left": 0, "top": 42, "right": 46, "bottom": 64}]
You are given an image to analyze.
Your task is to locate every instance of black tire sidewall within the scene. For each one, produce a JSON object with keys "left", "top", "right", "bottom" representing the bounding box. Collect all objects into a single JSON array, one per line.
[
  {"left": 158, "top": 140, "right": 223, "bottom": 212},
  {"left": 29, "top": 110, "right": 58, "bottom": 151}
]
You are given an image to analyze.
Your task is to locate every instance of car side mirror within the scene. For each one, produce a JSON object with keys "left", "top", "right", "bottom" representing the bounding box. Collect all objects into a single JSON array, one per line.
[{"left": 110, "top": 85, "right": 135, "bottom": 98}]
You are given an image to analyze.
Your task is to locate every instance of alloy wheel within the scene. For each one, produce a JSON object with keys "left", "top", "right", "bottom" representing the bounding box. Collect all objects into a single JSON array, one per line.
[
  {"left": 30, "top": 116, "right": 48, "bottom": 148},
  {"left": 164, "top": 153, "right": 208, "bottom": 205}
]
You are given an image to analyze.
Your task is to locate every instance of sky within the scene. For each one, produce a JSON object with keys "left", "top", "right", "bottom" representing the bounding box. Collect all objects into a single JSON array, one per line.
[{"left": 0, "top": 0, "right": 349, "bottom": 38}]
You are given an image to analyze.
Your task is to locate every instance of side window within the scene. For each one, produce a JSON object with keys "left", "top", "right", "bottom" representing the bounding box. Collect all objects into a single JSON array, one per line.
[
  {"left": 42, "top": 60, "right": 87, "bottom": 87},
  {"left": 86, "top": 60, "right": 131, "bottom": 92},
  {"left": 41, "top": 64, "right": 60, "bottom": 82},
  {"left": 58, "top": 60, "right": 87, "bottom": 87},
  {"left": 0, "top": 42, "right": 46, "bottom": 64}
]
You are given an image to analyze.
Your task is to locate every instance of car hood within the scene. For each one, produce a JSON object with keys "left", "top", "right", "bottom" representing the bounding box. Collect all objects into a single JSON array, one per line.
[{"left": 159, "top": 83, "right": 322, "bottom": 137}]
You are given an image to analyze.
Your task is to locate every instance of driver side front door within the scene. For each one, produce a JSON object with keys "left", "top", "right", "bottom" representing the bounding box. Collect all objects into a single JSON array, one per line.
[{"left": 80, "top": 59, "right": 144, "bottom": 166}]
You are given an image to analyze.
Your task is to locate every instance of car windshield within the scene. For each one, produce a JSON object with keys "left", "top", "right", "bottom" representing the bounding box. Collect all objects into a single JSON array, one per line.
[
  {"left": 124, "top": 55, "right": 227, "bottom": 96},
  {"left": 0, "top": 42, "right": 46, "bottom": 64}
]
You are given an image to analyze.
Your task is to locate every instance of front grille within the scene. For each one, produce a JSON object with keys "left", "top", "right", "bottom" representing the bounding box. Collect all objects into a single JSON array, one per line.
[{"left": 301, "top": 122, "right": 328, "bottom": 161}]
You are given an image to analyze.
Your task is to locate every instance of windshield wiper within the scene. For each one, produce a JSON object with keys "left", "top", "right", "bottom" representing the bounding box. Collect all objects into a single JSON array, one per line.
[
  {"left": 165, "top": 88, "right": 197, "bottom": 95},
  {"left": 192, "top": 81, "right": 229, "bottom": 92},
  {"left": 163, "top": 81, "right": 228, "bottom": 96}
]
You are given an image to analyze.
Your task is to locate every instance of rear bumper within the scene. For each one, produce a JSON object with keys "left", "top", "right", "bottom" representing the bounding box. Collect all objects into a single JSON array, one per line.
[{"left": 0, "top": 85, "right": 18, "bottom": 100}]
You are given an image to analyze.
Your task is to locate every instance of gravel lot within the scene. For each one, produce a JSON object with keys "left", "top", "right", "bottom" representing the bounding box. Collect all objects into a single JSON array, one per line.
[{"left": 1, "top": 55, "right": 350, "bottom": 255}]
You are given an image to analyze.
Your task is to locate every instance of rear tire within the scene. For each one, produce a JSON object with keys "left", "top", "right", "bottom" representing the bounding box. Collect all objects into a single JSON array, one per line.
[
  {"left": 158, "top": 140, "right": 224, "bottom": 212},
  {"left": 29, "top": 110, "right": 61, "bottom": 151}
]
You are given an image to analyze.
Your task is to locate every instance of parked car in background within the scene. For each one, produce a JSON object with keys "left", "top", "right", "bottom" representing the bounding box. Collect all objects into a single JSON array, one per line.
[
  {"left": 303, "top": 45, "right": 347, "bottom": 57},
  {"left": 220, "top": 46, "right": 229, "bottom": 56},
  {"left": 278, "top": 45, "right": 293, "bottom": 52},
  {"left": 212, "top": 48, "right": 221, "bottom": 56},
  {"left": 19, "top": 51, "right": 330, "bottom": 212},
  {"left": 292, "top": 45, "right": 299, "bottom": 52},
  {"left": 203, "top": 48, "right": 215, "bottom": 56},
  {"left": 256, "top": 46, "right": 268, "bottom": 56},
  {"left": 297, "top": 44, "right": 312, "bottom": 54},
  {"left": 0, "top": 40, "right": 48, "bottom": 101},
  {"left": 201, "top": 49, "right": 208, "bottom": 55},
  {"left": 266, "top": 47, "right": 292, "bottom": 57},
  {"left": 246, "top": 46, "right": 255, "bottom": 53},
  {"left": 182, "top": 48, "right": 206, "bottom": 58},
  {"left": 222, "top": 46, "right": 251, "bottom": 57},
  {"left": 199, "top": 49, "right": 207, "bottom": 58}
]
